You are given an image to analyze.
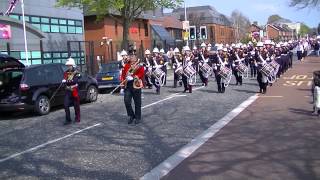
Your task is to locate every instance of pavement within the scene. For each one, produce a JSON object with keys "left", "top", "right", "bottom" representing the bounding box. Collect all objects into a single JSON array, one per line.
[
  {"left": 0, "top": 55, "right": 319, "bottom": 180},
  {"left": 162, "top": 56, "right": 320, "bottom": 180}
]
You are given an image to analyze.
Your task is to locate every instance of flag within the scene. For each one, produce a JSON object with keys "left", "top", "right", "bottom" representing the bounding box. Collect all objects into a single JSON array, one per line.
[{"left": 5, "top": 0, "right": 19, "bottom": 15}]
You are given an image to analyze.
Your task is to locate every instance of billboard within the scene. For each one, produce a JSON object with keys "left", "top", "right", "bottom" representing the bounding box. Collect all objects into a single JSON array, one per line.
[{"left": 0, "top": 24, "right": 12, "bottom": 39}]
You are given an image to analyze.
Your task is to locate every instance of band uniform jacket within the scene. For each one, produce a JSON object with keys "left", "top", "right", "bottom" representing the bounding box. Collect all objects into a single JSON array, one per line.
[
  {"left": 63, "top": 69, "right": 80, "bottom": 98},
  {"left": 121, "top": 63, "right": 145, "bottom": 84}
]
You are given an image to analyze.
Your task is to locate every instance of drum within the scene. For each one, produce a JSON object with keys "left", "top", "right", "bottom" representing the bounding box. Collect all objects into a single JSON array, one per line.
[
  {"left": 175, "top": 65, "right": 183, "bottom": 76},
  {"left": 200, "top": 63, "right": 213, "bottom": 77},
  {"left": 152, "top": 68, "right": 165, "bottom": 86},
  {"left": 236, "top": 63, "right": 248, "bottom": 74},
  {"left": 260, "top": 63, "right": 274, "bottom": 77},
  {"left": 219, "top": 66, "right": 232, "bottom": 80},
  {"left": 270, "top": 60, "right": 280, "bottom": 69},
  {"left": 183, "top": 65, "right": 196, "bottom": 79}
]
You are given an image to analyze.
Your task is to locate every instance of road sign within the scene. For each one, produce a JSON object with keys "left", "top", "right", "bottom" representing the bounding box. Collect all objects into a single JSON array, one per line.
[
  {"left": 182, "top": 21, "right": 189, "bottom": 30},
  {"left": 183, "top": 31, "right": 189, "bottom": 41}
]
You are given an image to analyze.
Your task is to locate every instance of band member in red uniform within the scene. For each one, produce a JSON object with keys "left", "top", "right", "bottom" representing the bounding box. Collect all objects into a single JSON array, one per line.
[
  {"left": 121, "top": 47, "right": 145, "bottom": 124},
  {"left": 62, "top": 58, "right": 81, "bottom": 125}
]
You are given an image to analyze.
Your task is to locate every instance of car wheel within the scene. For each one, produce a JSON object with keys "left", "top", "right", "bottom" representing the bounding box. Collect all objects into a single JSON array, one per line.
[
  {"left": 35, "top": 95, "right": 51, "bottom": 115},
  {"left": 86, "top": 85, "right": 98, "bottom": 102}
]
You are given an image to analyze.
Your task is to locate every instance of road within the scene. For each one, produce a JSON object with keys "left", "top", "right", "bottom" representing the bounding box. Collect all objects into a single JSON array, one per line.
[{"left": 1, "top": 55, "right": 319, "bottom": 180}]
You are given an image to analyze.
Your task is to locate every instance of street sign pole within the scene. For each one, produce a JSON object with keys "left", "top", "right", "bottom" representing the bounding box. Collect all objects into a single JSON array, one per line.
[
  {"left": 184, "top": 1, "right": 189, "bottom": 46},
  {"left": 21, "top": 0, "right": 29, "bottom": 65}
]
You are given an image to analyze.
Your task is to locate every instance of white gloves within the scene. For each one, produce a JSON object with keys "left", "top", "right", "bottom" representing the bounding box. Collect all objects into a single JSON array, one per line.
[
  {"left": 62, "top": 79, "right": 67, "bottom": 83},
  {"left": 156, "top": 65, "right": 163, "bottom": 69},
  {"left": 126, "top": 75, "right": 134, "bottom": 81}
]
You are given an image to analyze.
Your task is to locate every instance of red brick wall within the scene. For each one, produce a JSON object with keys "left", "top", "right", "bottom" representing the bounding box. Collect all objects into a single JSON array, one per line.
[{"left": 266, "top": 25, "right": 279, "bottom": 40}]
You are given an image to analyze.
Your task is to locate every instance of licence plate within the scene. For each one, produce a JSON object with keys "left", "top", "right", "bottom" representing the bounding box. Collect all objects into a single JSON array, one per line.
[{"left": 102, "top": 77, "right": 113, "bottom": 80}]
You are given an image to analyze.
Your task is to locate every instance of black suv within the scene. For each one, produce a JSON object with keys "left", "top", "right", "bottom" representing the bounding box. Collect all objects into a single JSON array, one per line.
[{"left": 0, "top": 54, "right": 98, "bottom": 115}]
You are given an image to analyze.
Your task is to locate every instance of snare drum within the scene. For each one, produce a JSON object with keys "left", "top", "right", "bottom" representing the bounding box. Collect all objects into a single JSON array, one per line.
[{"left": 219, "top": 66, "right": 232, "bottom": 79}]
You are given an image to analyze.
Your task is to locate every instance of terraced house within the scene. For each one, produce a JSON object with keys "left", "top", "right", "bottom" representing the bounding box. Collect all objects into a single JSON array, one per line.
[
  {"left": 0, "top": 0, "right": 84, "bottom": 66},
  {"left": 172, "top": 6, "right": 236, "bottom": 45}
]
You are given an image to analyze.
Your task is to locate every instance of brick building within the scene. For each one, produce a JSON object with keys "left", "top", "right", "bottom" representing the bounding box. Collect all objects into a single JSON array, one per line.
[
  {"left": 266, "top": 24, "right": 294, "bottom": 41},
  {"left": 172, "top": 6, "right": 235, "bottom": 45}
]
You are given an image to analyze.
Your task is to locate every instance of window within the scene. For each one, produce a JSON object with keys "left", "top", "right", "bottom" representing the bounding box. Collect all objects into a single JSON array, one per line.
[
  {"left": 41, "top": 17, "right": 49, "bottom": 23},
  {"left": 68, "top": 20, "right": 75, "bottom": 25},
  {"left": 144, "top": 23, "right": 148, "bottom": 37},
  {"left": 51, "top": 25, "right": 60, "bottom": 33},
  {"left": 59, "top": 19, "right": 67, "bottom": 25},
  {"left": 75, "top": 21, "right": 82, "bottom": 26},
  {"left": 10, "top": 52, "right": 20, "bottom": 59},
  {"left": 75, "top": 27, "right": 83, "bottom": 34},
  {"left": 31, "top": 17, "right": 40, "bottom": 23},
  {"left": 59, "top": 26, "right": 67, "bottom": 33},
  {"left": 9, "top": 14, "right": 19, "bottom": 20},
  {"left": 31, "top": 59, "right": 42, "bottom": 65},
  {"left": 31, "top": 51, "right": 41, "bottom": 59},
  {"left": 20, "top": 51, "right": 31, "bottom": 59},
  {"left": 32, "top": 24, "right": 41, "bottom": 29},
  {"left": 43, "top": 52, "right": 51, "bottom": 58},
  {"left": 61, "top": 53, "right": 69, "bottom": 58},
  {"left": 24, "top": 16, "right": 30, "bottom": 22},
  {"left": 68, "top": 26, "right": 76, "bottom": 33},
  {"left": 51, "top": 18, "right": 59, "bottom": 24},
  {"left": 53, "top": 53, "right": 61, "bottom": 58},
  {"left": 41, "top": 24, "right": 50, "bottom": 32}
]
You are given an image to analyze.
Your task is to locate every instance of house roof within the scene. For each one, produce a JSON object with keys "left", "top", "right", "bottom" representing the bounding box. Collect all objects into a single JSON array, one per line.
[
  {"left": 172, "top": 5, "right": 232, "bottom": 27},
  {"left": 162, "top": 15, "right": 183, "bottom": 29}
]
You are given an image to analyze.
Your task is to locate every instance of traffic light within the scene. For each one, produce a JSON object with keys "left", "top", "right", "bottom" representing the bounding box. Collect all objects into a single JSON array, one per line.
[
  {"left": 189, "top": 26, "right": 196, "bottom": 40},
  {"left": 200, "top": 26, "right": 207, "bottom": 40}
]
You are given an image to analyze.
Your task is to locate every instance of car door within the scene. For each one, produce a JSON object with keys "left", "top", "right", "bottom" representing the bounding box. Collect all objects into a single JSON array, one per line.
[{"left": 44, "top": 65, "right": 65, "bottom": 106}]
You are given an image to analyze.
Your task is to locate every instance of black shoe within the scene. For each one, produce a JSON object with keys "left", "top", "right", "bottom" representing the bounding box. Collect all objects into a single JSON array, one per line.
[
  {"left": 134, "top": 119, "right": 140, "bottom": 124},
  {"left": 183, "top": 89, "right": 188, "bottom": 93},
  {"left": 128, "top": 117, "right": 134, "bottom": 124},
  {"left": 64, "top": 121, "right": 72, "bottom": 125}
]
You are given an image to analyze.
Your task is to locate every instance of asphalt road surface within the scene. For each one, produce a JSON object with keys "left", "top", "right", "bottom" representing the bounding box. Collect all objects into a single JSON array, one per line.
[{"left": 2, "top": 55, "right": 318, "bottom": 180}]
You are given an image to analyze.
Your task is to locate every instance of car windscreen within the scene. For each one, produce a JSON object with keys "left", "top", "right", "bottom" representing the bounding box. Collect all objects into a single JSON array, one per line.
[{"left": 99, "top": 63, "right": 120, "bottom": 73}]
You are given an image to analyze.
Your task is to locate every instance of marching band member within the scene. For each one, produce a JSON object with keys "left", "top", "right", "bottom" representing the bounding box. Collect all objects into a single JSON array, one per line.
[
  {"left": 182, "top": 46, "right": 194, "bottom": 93},
  {"left": 232, "top": 44, "right": 243, "bottom": 86},
  {"left": 172, "top": 47, "right": 183, "bottom": 88},
  {"left": 151, "top": 47, "right": 162, "bottom": 94},
  {"left": 248, "top": 43, "right": 257, "bottom": 78},
  {"left": 63, "top": 58, "right": 81, "bottom": 125},
  {"left": 143, "top": 49, "right": 153, "bottom": 88},
  {"left": 198, "top": 42, "right": 209, "bottom": 86},
  {"left": 121, "top": 48, "right": 144, "bottom": 125},
  {"left": 119, "top": 50, "right": 129, "bottom": 95},
  {"left": 211, "top": 45, "right": 224, "bottom": 93},
  {"left": 255, "top": 42, "right": 268, "bottom": 94},
  {"left": 159, "top": 48, "right": 169, "bottom": 86}
]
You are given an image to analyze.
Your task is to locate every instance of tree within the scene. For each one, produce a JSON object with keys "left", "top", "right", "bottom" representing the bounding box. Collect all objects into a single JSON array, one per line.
[
  {"left": 56, "top": 0, "right": 182, "bottom": 49},
  {"left": 299, "top": 23, "right": 311, "bottom": 36},
  {"left": 289, "top": 0, "right": 320, "bottom": 8},
  {"left": 230, "top": 10, "right": 251, "bottom": 42},
  {"left": 267, "top": 14, "right": 282, "bottom": 24}
]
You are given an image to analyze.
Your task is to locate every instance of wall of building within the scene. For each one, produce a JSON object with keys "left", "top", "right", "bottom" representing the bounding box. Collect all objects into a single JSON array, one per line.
[
  {"left": 84, "top": 15, "right": 152, "bottom": 65},
  {"left": 266, "top": 25, "right": 279, "bottom": 40},
  {"left": 0, "top": 0, "right": 84, "bottom": 65}
]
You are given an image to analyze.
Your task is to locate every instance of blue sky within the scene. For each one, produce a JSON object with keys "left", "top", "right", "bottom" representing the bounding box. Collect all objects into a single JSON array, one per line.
[{"left": 174, "top": 0, "right": 319, "bottom": 27}]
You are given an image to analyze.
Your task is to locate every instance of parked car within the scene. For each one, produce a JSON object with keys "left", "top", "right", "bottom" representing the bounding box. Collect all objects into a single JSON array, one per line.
[
  {"left": 0, "top": 54, "right": 98, "bottom": 115},
  {"left": 96, "top": 61, "right": 122, "bottom": 89}
]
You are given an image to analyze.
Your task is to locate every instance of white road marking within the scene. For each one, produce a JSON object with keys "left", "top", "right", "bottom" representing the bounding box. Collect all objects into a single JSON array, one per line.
[
  {"left": 141, "top": 86, "right": 204, "bottom": 109},
  {"left": 258, "top": 96, "right": 284, "bottom": 98},
  {"left": 140, "top": 94, "right": 259, "bottom": 180},
  {"left": 0, "top": 123, "right": 101, "bottom": 163}
]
